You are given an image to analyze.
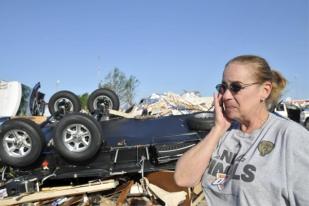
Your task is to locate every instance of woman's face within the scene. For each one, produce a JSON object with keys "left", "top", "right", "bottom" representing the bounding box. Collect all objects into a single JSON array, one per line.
[{"left": 221, "top": 62, "right": 266, "bottom": 121}]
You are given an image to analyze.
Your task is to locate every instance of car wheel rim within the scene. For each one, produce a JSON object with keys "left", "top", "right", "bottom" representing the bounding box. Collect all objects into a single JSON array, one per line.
[
  {"left": 62, "top": 124, "right": 91, "bottom": 152},
  {"left": 93, "top": 95, "right": 113, "bottom": 110},
  {"left": 54, "top": 98, "right": 74, "bottom": 112},
  {"left": 3, "top": 129, "right": 32, "bottom": 158}
]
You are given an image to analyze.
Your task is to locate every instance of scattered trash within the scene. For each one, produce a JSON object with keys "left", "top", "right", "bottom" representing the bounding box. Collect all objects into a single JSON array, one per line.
[
  {"left": 0, "top": 188, "right": 8, "bottom": 199},
  {"left": 51, "top": 197, "right": 68, "bottom": 206}
]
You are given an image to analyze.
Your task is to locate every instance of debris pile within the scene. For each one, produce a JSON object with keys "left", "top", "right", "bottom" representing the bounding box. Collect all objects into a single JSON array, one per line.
[
  {"left": 0, "top": 172, "right": 206, "bottom": 206},
  {"left": 129, "top": 92, "right": 214, "bottom": 117}
]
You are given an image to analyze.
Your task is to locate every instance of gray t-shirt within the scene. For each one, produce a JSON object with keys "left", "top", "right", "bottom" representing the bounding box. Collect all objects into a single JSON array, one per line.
[{"left": 202, "top": 113, "right": 309, "bottom": 206}]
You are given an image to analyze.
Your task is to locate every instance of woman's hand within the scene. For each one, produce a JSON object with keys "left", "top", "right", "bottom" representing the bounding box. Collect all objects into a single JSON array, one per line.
[
  {"left": 213, "top": 93, "right": 231, "bottom": 132},
  {"left": 175, "top": 94, "right": 230, "bottom": 187}
]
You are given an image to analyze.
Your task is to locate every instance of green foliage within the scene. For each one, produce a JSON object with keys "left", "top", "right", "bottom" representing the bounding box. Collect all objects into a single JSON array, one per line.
[
  {"left": 99, "top": 68, "right": 139, "bottom": 107},
  {"left": 79, "top": 93, "right": 89, "bottom": 110}
]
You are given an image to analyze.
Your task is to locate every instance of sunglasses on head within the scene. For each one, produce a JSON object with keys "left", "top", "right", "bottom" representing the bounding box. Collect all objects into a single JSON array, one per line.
[{"left": 215, "top": 82, "right": 260, "bottom": 94}]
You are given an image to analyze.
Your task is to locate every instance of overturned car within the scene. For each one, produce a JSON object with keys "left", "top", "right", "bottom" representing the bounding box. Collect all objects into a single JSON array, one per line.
[{"left": 0, "top": 88, "right": 214, "bottom": 196}]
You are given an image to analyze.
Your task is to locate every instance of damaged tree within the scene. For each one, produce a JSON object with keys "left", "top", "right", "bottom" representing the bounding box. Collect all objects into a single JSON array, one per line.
[{"left": 99, "top": 68, "right": 139, "bottom": 107}]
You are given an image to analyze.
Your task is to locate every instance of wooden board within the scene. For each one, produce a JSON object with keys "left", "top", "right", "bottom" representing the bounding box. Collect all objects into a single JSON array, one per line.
[
  {"left": 0, "top": 179, "right": 118, "bottom": 205},
  {"left": 109, "top": 109, "right": 135, "bottom": 118},
  {"left": 12, "top": 116, "right": 47, "bottom": 124}
]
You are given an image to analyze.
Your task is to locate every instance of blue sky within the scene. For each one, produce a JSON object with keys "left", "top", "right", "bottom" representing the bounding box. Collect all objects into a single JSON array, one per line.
[{"left": 0, "top": 0, "right": 308, "bottom": 102}]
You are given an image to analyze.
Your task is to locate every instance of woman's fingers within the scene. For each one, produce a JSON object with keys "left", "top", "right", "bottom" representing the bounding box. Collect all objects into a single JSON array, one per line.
[
  {"left": 214, "top": 93, "right": 223, "bottom": 114},
  {"left": 213, "top": 93, "right": 231, "bottom": 130}
]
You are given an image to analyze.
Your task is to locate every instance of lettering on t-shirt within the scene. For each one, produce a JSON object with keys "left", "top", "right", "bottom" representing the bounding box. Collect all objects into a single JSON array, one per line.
[{"left": 208, "top": 149, "right": 256, "bottom": 182}]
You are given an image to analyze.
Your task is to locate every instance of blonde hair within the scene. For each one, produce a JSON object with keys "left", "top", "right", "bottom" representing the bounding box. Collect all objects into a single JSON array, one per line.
[{"left": 225, "top": 55, "right": 287, "bottom": 107}]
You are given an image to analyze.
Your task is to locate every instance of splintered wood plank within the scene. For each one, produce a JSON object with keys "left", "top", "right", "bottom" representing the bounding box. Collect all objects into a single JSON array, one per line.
[
  {"left": 12, "top": 116, "right": 47, "bottom": 124},
  {"left": 0, "top": 180, "right": 118, "bottom": 205},
  {"left": 116, "top": 180, "right": 133, "bottom": 206},
  {"left": 109, "top": 109, "right": 135, "bottom": 118}
]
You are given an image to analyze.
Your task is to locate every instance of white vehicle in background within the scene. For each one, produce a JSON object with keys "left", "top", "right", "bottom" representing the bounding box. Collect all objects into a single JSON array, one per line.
[
  {"left": 0, "top": 80, "right": 45, "bottom": 120},
  {"left": 300, "top": 105, "right": 309, "bottom": 130},
  {"left": 274, "top": 101, "right": 309, "bottom": 130},
  {"left": 274, "top": 102, "right": 302, "bottom": 123},
  {"left": 274, "top": 102, "right": 288, "bottom": 118}
]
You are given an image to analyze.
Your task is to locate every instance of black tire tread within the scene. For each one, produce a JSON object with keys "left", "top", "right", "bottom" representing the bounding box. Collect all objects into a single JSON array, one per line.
[
  {"left": 54, "top": 113, "right": 102, "bottom": 162},
  {"left": 48, "top": 90, "right": 81, "bottom": 116},
  {"left": 87, "top": 88, "right": 120, "bottom": 114},
  {"left": 187, "top": 112, "right": 214, "bottom": 131},
  {"left": 0, "top": 118, "right": 44, "bottom": 167}
]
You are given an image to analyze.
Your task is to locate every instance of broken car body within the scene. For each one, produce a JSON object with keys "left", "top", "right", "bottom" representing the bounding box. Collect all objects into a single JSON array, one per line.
[{"left": 0, "top": 87, "right": 214, "bottom": 197}]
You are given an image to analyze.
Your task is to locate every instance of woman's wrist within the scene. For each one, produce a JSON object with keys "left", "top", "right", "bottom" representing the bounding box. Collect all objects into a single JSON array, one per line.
[{"left": 211, "top": 124, "right": 228, "bottom": 138}]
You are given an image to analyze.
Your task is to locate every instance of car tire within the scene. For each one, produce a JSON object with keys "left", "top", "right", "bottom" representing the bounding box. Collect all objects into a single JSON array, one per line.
[
  {"left": 187, "top": 112, "right": 215, "bottom": 131},
  {"left": 48, "top": 90, "right": 81, "bottom": 117},
  {"left": 87, "top": 88, "right": 120, "bottom": 114},
  {"left": 54, "top": 113, "right": 103, "bottom": 162},
  {"left": 0, "top": 118, "right": 44, "bottom": 167}
]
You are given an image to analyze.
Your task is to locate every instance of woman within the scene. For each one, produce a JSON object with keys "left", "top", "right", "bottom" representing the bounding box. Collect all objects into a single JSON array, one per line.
[{"left": 174, "top": 55, "right": 309, "bottom": 205}]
